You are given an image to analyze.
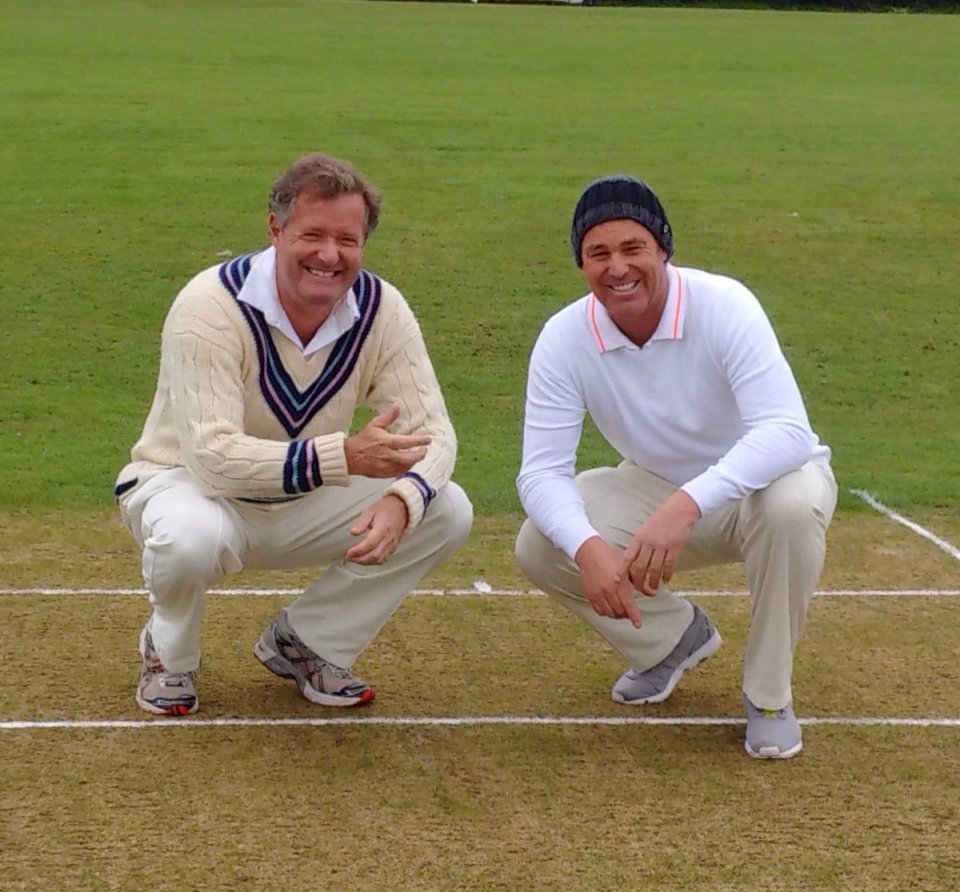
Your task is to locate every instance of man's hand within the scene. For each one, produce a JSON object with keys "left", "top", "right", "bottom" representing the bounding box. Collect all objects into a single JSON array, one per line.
[
  {"left": 575, "top": 536, "right": 642, "bottom": 629},
  {"left": 346, "top": 494, "right": 409, "bottom": 565},
  {"left": 619, "top": 490, "right": 701, "bottom": 597},
  {"left": 344, "top": 403, "right": 431, "bottom": 478}
]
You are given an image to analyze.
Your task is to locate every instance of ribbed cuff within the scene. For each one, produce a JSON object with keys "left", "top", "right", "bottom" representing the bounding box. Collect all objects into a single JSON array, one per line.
[
  {"left": 386, "top": 477, "right": 428, "bottom": 533},
  {"left": 312, "top": 432, "right": 349, "bottom": 487}
]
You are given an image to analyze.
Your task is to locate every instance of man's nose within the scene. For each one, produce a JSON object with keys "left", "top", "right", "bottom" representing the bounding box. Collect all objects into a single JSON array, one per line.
[
  {"left": 607, "top": 253, "right": 629, "bottom": 277},
  {"left": 312, "top": 238, "right": 339, "bottom": 264}
]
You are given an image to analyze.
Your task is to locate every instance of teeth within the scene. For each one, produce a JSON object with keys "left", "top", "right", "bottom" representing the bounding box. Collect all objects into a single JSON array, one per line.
[
  {"left": 610, "top": 281, "right": 638, "bottom": 293},
  {"left": 306, "top": 268, "right": 336, "bottom": 278}
]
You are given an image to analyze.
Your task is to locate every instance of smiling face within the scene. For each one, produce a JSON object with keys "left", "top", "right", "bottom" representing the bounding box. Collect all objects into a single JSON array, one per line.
[
  {"left": 269, "top": 190, "right": 367, "bottom": 340},
  {"left": 580, "top": 218, "right": 670, "bottom": 346}
]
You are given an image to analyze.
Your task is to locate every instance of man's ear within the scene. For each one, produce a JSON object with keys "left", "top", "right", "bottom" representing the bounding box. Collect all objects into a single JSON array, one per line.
[{"left": 268, "top": 212, "right": 282, "bottom": 245}]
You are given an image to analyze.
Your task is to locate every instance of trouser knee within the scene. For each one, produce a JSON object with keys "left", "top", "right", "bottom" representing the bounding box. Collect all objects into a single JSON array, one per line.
[
  {"left": 515, "top": 519, "right": 560, "bottom": 593},
  {"left": 429, "top": 482, "right": 474, "bottom": 551},
  {"left": 746, "top": 483, "right": 827, "bottom": 541},
  {"left": 143, "top": 513, "right": 240, "bottom": 600}
]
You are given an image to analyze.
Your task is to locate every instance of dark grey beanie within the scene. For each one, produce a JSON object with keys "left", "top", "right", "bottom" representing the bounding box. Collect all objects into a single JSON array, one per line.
[{"left": 571, "top": 175, "right": 674, "bottom": 267}]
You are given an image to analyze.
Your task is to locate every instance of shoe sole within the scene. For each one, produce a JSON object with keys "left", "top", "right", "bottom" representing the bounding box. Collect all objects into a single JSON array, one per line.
[
  {"left": 611, "top": 628, "right": 723, "bottom": 705},
  {"left": 135, "top": 689, "right": 199, "bottom": 717},
  {"left": 136, "top": 627, "right": 199, "bottom": 716},
  {"left": 253, "top": 637, "right": 375, "bottom": 708},
  {"left": 743, "top": 740, "right": 803, "bottom": 759},
  {"left": 744, "top": 738, "right": 803, "bottom": 760}
]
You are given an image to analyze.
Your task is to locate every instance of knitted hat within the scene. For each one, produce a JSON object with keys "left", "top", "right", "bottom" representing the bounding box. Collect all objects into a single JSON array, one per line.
[{"left": 570, "top": 175, "right": 674, "bottom": 267}]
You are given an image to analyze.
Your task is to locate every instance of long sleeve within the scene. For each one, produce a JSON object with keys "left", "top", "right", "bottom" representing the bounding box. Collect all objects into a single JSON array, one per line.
[
  {"left": 516, "top": 330, "right": 598, "bottom": 561},
  {"left": 679, "top": 282, "right": 819, "bottom": 516},
  {"left": 365, "top": 292, "right": 458, "bottom": 527}
]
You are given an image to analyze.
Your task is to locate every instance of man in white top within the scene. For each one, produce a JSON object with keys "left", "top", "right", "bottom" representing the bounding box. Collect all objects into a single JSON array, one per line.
[
  {"left": 116, "top": 152, "right": 472, "bottom": 715},
  {"left": 515, "top": 175, "right": 836, "bottom": 759}
]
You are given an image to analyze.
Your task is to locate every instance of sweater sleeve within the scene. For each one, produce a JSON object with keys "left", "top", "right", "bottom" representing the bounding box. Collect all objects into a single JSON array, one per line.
[
  {"left": 364, "top": 287, "right": 458, "bottom": 528},
  {"left": 163, "top": 298, "right": 349, "bottom": 499},
  {"left": 680, "top": 284, "right": 818, "bottom": 515},
  {"left": 516, "top": 324, "right": 599, "bottom": 561}
]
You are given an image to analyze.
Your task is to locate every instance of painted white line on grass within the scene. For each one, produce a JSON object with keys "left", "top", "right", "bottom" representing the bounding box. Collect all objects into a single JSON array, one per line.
[
  {"left": 2, "top": 715, "right": 959, "bottom": 731},
  {"left": 1, "top": 587, "right": 959, "bottom": 598},
  {"left": 851, "top": 488, "right": 960, "bottom": 562}
]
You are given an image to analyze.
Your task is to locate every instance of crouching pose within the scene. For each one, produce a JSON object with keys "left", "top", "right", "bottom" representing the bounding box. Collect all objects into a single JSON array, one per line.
[
  {"left": 117, "top": 152, "right": 472, "bottom": 715},
  {"left": 515, "top": 175, "right": 836, "bottom": 758}
]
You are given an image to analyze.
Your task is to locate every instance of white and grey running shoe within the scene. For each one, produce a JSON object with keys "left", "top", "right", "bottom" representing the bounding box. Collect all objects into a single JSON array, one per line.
[
  {"left": 744, "top": 697, "right": 803, "bottom": 759},
  {"left": 136, "top": 625, "right": 198, "bottom": 716},
  {"left": 611, "top": 604, "right": 722, "bottom": 705},
  {"left": 254, "top": 609, "right": 374, "bottom": 707}
]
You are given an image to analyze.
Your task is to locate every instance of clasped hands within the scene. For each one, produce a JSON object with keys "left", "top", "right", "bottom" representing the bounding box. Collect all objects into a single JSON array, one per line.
[
  {"left": 343, "top": 403, "right": 431, "bottom": 566},
  {"left": 574, "top": 490, "right": 701, "bottom": 629}
]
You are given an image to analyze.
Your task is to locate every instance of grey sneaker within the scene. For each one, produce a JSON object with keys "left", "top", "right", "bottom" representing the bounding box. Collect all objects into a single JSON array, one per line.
[
  {"left": 136, "top": 625, "right": 198, "bottom": 716},
  {"left": 611, "top": 604, "right": 722, "bottom": 705},
  {"left": 254, "top": 609, "right": 374, "bottom": 707},
  {"left": 744, "top": 696, "right": 802, "bottom": 759}
]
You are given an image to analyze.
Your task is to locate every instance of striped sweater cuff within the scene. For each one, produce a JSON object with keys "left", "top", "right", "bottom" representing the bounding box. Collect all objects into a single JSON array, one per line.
[
  {"left": 282, "top": 440, "right": 322, "bottom": 494},
  {"left": 281, "top": 434, "right": 349, "bottom": 493},
  {"left": 387, "top": 472, "right": 437, "bottom": 530},
  {"left": 401, "top": 471, "right": 437, "bottom": 512}
]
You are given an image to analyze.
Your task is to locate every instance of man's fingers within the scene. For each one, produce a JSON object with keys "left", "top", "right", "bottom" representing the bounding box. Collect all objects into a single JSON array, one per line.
[
  {"left": 618, "top": 587, "right": 643, "bottom": 628},
  {"left": 626, "top": 545, "right": 653, "bottom": 591},
  {"left": 388, "top": 434, "right": 431, "bottom": 450},
  {"left": 349, "top": 506, "right": 375, "bottom": 537},
  {"left": 661, "top": 555, "right": 676, "bottom": 585},
  {"left": 347, "top": 529, "right": 387, "bottom": 563},
  {"left": 386, "top": 446, "right": 428, "bottom": 473},
  {"left": 369, "top": 403, "right": 401, "bottom": 429},
  {"left": 618, "top": 540, "right": 641, "bottom": 578}
]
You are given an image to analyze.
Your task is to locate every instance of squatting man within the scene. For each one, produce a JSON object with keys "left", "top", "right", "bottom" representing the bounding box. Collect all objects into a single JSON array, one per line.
[
  {"left": 515, "top": 175, "right": 837, "bottom": 759},
  {"left": 116, "top": 152, "right": 473, "bottom": 715}
]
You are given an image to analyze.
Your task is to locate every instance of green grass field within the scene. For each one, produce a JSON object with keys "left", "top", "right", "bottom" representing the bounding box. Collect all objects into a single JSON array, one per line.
[
  {"left": 2, "top": 0, "right": 958, "bottom": 514},
  {"left": 2, "top": 1, "right": 959, "bottom": 889}
]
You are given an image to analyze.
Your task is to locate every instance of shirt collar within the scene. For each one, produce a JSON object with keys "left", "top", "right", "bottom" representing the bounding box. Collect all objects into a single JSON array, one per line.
[
  {"left": 586, "top": 264, "right": 686, "bottom": 353},
  {"left": 235, "top": 246, "right": 360, "bottom": 357}
]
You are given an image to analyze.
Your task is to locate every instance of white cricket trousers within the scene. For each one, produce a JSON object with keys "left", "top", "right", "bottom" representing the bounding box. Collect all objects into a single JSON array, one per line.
[
  {"left": 515, "top": 461, "right": 837, "bottom": 710},
  {"left": 119, "top": 468, "right": 473, "bottom": 674}
]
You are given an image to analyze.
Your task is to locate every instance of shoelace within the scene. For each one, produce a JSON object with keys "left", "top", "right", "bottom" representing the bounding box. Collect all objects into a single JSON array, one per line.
[
  {"left": 159, "top": 672, "right": 192, "bottom": 688},
  {"left": 299, "top": 655, "right": 353, "bottom": 682},
  {"left": 281, "top": 631, "right": 354, "bottom": 683}
]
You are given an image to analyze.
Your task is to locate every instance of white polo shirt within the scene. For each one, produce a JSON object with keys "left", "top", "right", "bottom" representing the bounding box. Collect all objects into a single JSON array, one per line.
[{"left": 516, "top": 263, "right": 831, "bottom": 560}]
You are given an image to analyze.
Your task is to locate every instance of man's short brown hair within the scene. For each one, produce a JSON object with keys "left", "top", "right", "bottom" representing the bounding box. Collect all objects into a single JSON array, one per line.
[{"left": 269, "top": 152, "right": 382, "bottom": 236}]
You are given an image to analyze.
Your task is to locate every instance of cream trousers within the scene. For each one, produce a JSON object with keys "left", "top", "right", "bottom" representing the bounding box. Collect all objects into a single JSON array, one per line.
[
  {"left": 515, "top": 461, "right": 837, "bottom": 709},
  {"left": 120, "top": 468, "right": 473, "bottom": 673}
]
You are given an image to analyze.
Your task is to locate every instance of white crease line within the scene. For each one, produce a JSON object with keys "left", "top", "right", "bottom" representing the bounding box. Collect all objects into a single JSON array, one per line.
[
  {"left": 1, "top": 587, "right": 959, "bottom": 597},
  {"left": 851, "top": 488, "right": 960, "bottom": 562},
  {"left": 2, "top": 715, "right": 959, "bottom": 731}
]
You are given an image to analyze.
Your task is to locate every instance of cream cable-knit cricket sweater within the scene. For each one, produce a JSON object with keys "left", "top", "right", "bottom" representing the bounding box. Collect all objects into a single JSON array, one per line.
[{"left": 116, "top": 252, "right": 457, "bottom": 529}]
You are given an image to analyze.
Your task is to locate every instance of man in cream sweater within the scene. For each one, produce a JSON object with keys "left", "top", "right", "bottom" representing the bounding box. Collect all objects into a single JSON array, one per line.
[
  {"left": 117, "top": 152, "right": 472, "bottom": 716},
  {"left": 515, "top": 175, "right": 836, "bottom": 759}
]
